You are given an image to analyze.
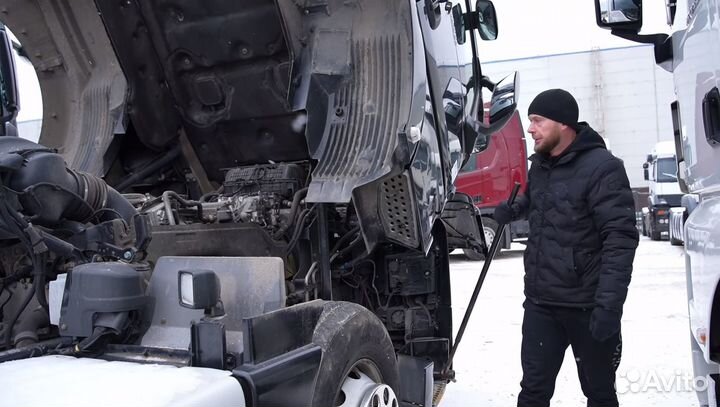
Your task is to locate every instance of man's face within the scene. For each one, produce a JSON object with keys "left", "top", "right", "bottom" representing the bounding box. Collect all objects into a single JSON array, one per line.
[{"left": 528, "top": 114, "right": 563, "bottom": 154}]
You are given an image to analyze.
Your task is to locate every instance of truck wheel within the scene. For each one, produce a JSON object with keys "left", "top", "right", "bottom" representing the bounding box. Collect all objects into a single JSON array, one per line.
[
  {"left": 463, "top": 217, "right": 498, "bottom": 261},
  {"left": 669, "top": 227, "right": 683, "bottom": 246},
  {"left": 641, "top": 219, "right": 647, "bottom": 236},
  {"left": 650, "top": 227, "right": 661, "bottom": 241},
  {"left": 311, "top": 302, "right": 400, "bottom": 407}
]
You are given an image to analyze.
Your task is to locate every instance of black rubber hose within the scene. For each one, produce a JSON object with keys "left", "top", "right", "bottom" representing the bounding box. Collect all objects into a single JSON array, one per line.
[
  {"left": 3, "top": 279, "right": 34, "bottom": 349},
  {"left": 33, "top": 254, "right": 48, "bottom": 311},
  {"left": 274, "top": 187, "right": 308, "bottom": 239},
  {"left": 115, "top": 146, "right": 182, "bottom": 193},
  {"left": 330, "top": 225, "right": 361, "bottom": 254},
  {"left": 161, "top": 191, "right": 202, "bottom": 225},
  {"left": 104, "top": 187, "right": 138, "bottom": 225}
]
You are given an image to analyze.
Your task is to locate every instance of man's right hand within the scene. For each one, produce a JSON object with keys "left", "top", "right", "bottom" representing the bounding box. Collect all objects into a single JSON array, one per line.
[{"left": 494, "top": 202, "right": 515, "bottom": 225}]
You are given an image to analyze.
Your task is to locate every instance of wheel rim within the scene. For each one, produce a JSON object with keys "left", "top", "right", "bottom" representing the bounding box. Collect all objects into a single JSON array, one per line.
[
  {"left": 483, "top": 225, "right": 495, "bottom": 247},
  {"left": 337, "top": 360, "right": 398, "bottom": 407}
]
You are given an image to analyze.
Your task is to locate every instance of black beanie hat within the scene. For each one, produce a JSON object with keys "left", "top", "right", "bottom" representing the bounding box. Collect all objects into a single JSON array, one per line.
[{"left": 528, "top": 89, "right": 579, "bottom": 130}]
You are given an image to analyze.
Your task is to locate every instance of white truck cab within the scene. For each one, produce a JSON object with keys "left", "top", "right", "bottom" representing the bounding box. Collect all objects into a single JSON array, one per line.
[{"left": 596, "top": 1, "right": 720, "bottom": 405}]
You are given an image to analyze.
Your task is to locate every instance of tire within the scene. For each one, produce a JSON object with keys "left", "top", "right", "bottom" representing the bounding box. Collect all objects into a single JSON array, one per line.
[
  {"left": 650, "top": 222, "right": 661, "bottom": 241},
  {"left": 464, "top": 217, "right": 499, "bottom": 261},
  {"left": 310, "top": 302, "right": 400, "bottom": 407},
  {"left": 669, "top": 226, "right": 683, "bottom": 246}
]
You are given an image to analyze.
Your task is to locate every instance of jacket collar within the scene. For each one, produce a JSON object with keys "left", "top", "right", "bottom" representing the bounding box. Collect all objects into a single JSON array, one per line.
[{"left": 528, "top": 122, "right": 605, "bottom": 168}]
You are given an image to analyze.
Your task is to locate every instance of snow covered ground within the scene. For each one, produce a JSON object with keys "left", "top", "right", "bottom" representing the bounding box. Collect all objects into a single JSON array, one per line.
[{"left": 442, "top": 236, "right": 697, "bottom": 406}]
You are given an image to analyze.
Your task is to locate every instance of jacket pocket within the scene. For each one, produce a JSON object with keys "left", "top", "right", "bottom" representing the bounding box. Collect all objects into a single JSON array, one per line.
[{"left": 573, "top": 248, "right": 600, "bottom": 282}]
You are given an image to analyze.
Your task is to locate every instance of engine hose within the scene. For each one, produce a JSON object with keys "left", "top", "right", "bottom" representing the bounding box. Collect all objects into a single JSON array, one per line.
[
  {"left": 74, "top": 171, "right": 108, "bottom": 220},
  {"left": 33, "top": 257, "right": 47, "bottom": 312},
  {"left": 0, "top": 138, "right": 137, "bottom": 227},
  {"left": 3, "top": 279, "right": 34, "bottom": 349},
  {"left": 114, "top": 145, "right": 182, "bottom": 193},
  {"left": 330, "top": 225, "right": 361, "bottom": 254},
  {"left": 161, "top": 191, "right": 202, "bottom": 225},
  {"left": 333, "top": 234, "right": 363, "bottom": 264},
  {"left": 284, "top": 206, "right": 316, "bottom": 256},
  {"left": 273, "top": 187, "right": 308, "bottom": 239}
]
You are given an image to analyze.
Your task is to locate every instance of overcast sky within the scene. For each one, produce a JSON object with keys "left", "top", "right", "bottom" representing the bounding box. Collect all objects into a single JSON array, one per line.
[
  {"left": 478, "top": 0, "right": 670, "bottom": 61},
  {"left": 12, "top": 0, "right": 672, "bottom": 122}
]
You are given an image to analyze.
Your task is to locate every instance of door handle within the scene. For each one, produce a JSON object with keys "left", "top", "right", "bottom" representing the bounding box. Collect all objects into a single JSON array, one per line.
[{"left": 702, "top": 87, "right": 720, "bottom": 146}]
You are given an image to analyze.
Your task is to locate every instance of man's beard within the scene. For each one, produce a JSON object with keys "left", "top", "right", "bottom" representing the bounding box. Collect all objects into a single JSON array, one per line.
[{"left": 534, "top": 136, "right": 560, "bottom": 154}]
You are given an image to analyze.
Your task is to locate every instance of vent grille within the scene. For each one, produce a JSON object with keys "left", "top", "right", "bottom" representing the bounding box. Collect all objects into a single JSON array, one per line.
[{"left": 380, "top": 174, "right": 418, "bottom": 248}]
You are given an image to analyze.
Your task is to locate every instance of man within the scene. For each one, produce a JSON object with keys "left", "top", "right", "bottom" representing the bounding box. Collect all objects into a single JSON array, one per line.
[{"left": 495, "top": 89, "right": 639, "bottom": 407}]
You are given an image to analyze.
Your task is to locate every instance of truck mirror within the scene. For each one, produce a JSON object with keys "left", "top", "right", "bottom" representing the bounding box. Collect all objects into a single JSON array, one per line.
[
  {"left": 0, "top": 24, "right": 19, "bottom": 137},
  {"left": 468, "top": 71, "right": 517, "bottom": 154},
  {"left": 487, "top": 71, "right": 518, "bottom": 128},
  {"left": 646, "top": 154, "right": 653, "bottom": 162},
  {"left": 452, "top": 4, "right": 466, "bottom": 45},
  {"left": 475, "top": 0, "right": 498, "bottom": 40},
  {"left": 643, "top": 167, "right": 649, "bottom": 181},
  {"left": 595, "top": 0, "right": 643, "bottom": 31}
]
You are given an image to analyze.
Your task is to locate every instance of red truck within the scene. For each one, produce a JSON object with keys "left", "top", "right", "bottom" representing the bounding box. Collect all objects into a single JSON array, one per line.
[{"left": 454, "top": 111, "right": 529, "bottom": 260}]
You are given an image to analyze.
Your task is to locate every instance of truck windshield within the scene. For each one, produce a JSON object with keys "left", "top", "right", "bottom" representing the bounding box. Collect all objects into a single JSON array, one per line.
[{"left": 656, "top": 157, "right": 678, "bottom": 183}]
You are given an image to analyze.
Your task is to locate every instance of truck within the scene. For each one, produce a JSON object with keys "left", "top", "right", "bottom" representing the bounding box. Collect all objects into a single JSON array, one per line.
[
  {"left": 452, "top": 110, "right": 529, "bottom": 260},
  {"left": 596, "top": 1, "right": 720, "bottom": 405},
  {"left": 641, "top": 141, "right": 683, "bottom": 241},
  {"left": 0, "top": 1, "right": 519, "bottom": 406}
]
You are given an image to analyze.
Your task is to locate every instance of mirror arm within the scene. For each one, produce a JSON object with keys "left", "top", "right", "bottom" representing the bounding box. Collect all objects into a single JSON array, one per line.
[
  {"left": 611, "top": 29, "right": 673, "bottom": 69},
  {"left": 610, "top": 29, "right": 668, "bottom": 46},
  {"left": 466, "top": 116, "right": 506, "bottom": 138},
  {"left": 479, "top": 76, "right": 495, "bottom": 92},
  {"left": 463, "top": 11, "right": 480, "bottom": 31}
]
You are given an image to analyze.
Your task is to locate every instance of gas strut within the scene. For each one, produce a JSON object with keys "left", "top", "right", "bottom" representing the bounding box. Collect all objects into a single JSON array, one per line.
[{"left": 443, "top": 182, "right": 521, "bottom": 376}]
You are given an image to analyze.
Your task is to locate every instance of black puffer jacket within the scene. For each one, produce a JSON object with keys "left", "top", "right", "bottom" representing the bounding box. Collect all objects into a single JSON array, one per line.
[{"left": 514, "top": 123, "right": 639, "bottom": 311}]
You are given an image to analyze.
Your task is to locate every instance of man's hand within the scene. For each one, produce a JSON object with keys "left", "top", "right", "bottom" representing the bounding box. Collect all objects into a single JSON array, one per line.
[
  {"left": 589, "top": 307, "right": 621, "bottom": 342},
  {"left": 494, "top": 202, "right": 515, "bottom": 225}
]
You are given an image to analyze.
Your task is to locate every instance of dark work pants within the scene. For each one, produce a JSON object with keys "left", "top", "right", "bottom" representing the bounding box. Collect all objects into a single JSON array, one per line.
[{"left": 517, "top": 300, "right": 622, "bottom": 407}]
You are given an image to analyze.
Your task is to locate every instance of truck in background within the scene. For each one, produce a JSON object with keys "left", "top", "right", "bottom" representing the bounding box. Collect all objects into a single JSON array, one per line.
[
  {"left": 596, "top": 1, "right": 720, "bottom": 405},
  {"left": 453, "top": 110, "right": 529, "bottom": 260},
  {"left": 641, "top": 141, "right": 683, "bottom": 241}
]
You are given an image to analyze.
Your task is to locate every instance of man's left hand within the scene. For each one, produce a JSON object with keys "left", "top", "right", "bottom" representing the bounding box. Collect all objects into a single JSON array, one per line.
[{"left": 589, "top": 307, "right": 621, "bottom": 342}]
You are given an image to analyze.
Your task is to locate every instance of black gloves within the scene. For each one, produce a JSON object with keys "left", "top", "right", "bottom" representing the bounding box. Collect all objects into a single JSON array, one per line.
[
  {"left": 589, "top": 307, "right": 621, "bottom": 342},
  {"left": 494, "top": 202, "right": 515, "bottom": 225}
]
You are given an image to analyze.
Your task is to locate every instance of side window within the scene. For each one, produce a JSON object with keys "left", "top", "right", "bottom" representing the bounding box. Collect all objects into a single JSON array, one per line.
[
  {"left": 4, "top": 28, "right": 42, "bottom": 142},
  {"left": 460, "top": 154, "right": 477, "bottom": 173}
]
